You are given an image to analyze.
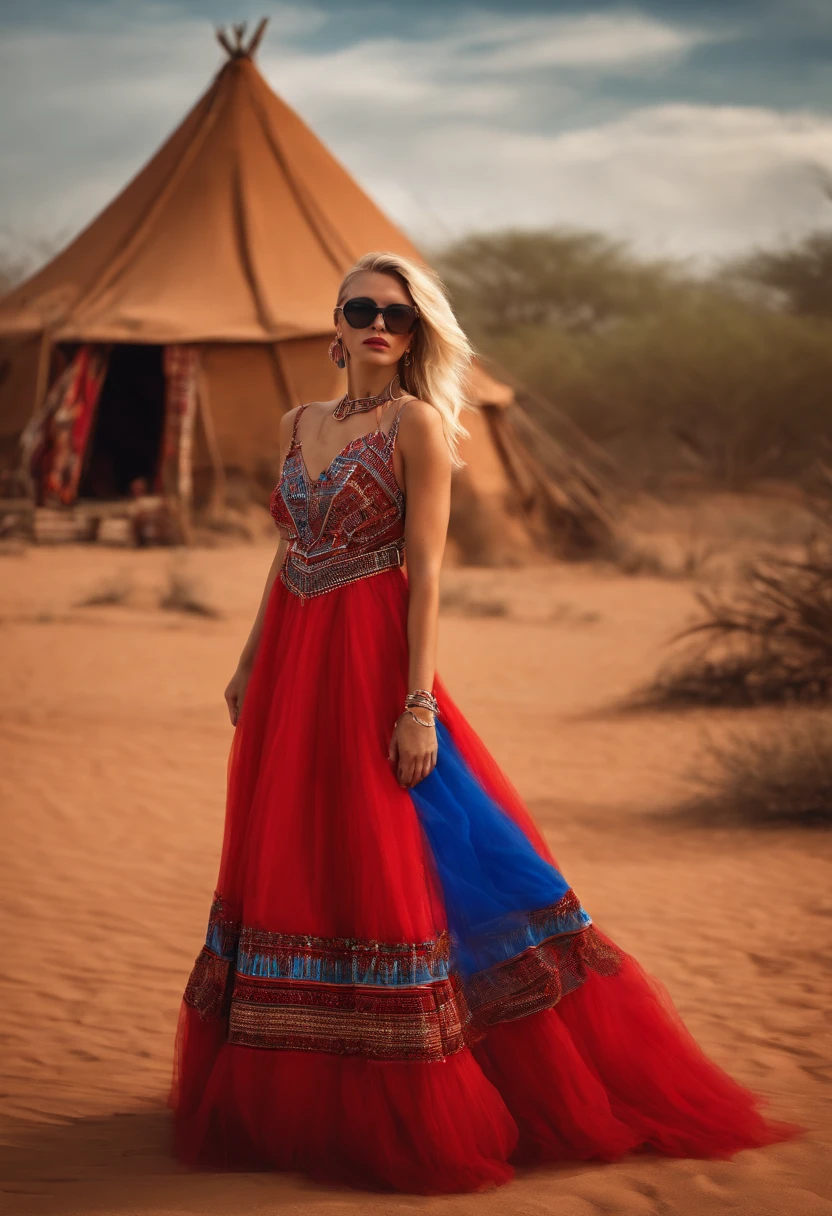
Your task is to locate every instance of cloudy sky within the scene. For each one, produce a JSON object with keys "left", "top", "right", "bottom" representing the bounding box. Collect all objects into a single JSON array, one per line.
[{"left": 2, "top": 0, "right": 832, "bottom": 269}]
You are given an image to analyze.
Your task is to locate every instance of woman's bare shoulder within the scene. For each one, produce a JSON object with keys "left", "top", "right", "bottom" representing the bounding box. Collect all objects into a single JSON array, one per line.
[
  {"left": 398, "top": 395, "right": 441, "bottom": 423},
  {"left": 398, "top": 396, "right": 444, "bottom": 436},
  {"left": 396, "top": 397, "right": 449, "bottom": 464}
]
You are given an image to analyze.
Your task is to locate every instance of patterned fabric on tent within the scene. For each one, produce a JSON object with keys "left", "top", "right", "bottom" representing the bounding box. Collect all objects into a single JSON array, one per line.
[
  {"left": 0, "top": 27, "right": 612, "bottom": 560},
  {"left": 23, "top": 346, "right": 109, "bottom": 506}
]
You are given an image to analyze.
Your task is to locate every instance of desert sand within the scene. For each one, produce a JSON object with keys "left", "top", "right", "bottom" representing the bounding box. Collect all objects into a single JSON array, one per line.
[{"left": 1, "top": 539, "right": 830, "bottom": 1216}]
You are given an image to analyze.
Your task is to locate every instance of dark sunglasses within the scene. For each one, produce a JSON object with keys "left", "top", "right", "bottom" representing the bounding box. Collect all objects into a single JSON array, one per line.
[{"left": 336, "top": 297, "right": 420, "bottom": 336}]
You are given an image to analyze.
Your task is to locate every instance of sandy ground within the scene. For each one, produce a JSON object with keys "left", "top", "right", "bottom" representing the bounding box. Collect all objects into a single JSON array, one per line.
[{"left": 0, "top": 541, "right": 830, "bottom": 1216}]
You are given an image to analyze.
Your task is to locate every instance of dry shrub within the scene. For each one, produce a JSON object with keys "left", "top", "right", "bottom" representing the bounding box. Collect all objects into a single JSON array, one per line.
[
  {"left": 604, "top": 532, "right": 725, "bottom": 580},
  {"left": 548, "top": 602, "right": 601, "bottom": 625},
  {"left": 603, "top": 536, "right": 670, "bottom": 578},
  {"left": 159, "top": 562, "right": 220, "bottom": 618},
  {"left": 465, "top": 598, "right": 509, "bottom": 618},
  {"left": 642, "top": 474, "right": 832, "bottom": 707},
  {"left": 440, "top": 584, "right": 509, "bottom": 617},
  {"left": 643, "top": 532, "right": 832, "bottom": 707},
  {"left": 677, "top": 536, "right": 728, "bottom": 580},
  {"left": 76, "top": 571, "right": 134, "bottom": 608},
  {"left": 682, "top": 719, "right": 832, "bottom": 828}
]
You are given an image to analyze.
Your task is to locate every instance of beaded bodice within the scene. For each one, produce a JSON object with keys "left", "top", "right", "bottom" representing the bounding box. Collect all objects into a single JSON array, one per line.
[{"left": 270, "top": 398, "right": 408, "bottom": 600}]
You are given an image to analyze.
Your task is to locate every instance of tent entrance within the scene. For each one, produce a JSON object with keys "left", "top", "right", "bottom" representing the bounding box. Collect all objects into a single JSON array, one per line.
[{"left": 78, "top": 344, "right": 166, "bottom": 500}]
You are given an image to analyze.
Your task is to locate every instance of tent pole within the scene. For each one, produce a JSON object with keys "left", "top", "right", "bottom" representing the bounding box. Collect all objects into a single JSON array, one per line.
[
  {"left": 19, "top": 328, "right": 54, "bottom": 509},
  {"left": 266, "top": 342, "right": 292, "bottom": 406},
  {"left": 32, "top": 329, "right": 52, "bottom": 422},
  {"left": 197, "top": 360, "right": 227, "bottom": 518}
]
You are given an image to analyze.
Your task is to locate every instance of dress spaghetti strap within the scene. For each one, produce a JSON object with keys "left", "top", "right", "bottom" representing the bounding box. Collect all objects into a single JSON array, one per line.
[
  {"left": 290, "top": 402, "right": 309, "bottom": 444},
  {"left": 385, "top": 394, "right": 411, "bottom": 445}
]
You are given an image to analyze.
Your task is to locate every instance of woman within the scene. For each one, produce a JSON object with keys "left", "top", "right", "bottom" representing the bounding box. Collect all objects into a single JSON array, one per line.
[{"left": 170, "top": 251, "right": 797, "bottom": 1194}]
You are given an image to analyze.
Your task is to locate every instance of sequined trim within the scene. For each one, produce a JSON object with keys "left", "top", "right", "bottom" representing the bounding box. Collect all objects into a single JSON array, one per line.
[
  {"left": 466, "top": 923, "right": 624, "bottom": 1028},
  {"left": 237, "top": 922, "right": 452, "bottom": 985},
  {"left": 183, "top": 899, "right": 468, "bottom": 1060},
  {"left": 203, "top": 891, "right": 240, "bottom": 961},
  {"left": 455, "top": 889, "right": 622, "bottom": 1028},
  {"left": 184, "top": 892, "right": 240, "bottom": 1019},
  {"left": 182, "top": 889, "right": 625, "bottom": 1057},
  {"left": 184, "top": 947, "right": 236, "bottom": 1019},
  {"left": 270, "top": 399, "right": 408, "bottom": 601},
  {"left": 280, "top": 538, "right": 405, "bottom": 600},
  {"left": 462, "top": 888, "right": 593, "bottom": 972},
  {"left": 528, "top": 889, "right": 591, "bottom": 932},
  {"left": 227, "top": 974, "right": 474, "bottom": 1059}
]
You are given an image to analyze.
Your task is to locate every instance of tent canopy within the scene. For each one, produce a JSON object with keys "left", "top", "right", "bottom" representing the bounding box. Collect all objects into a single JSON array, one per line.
[
  {"left": 0, "top": 22, "right": 613, "bottom": 561},
  {"left": 0, "top": 35, "right": 424, "bottom": 346}
]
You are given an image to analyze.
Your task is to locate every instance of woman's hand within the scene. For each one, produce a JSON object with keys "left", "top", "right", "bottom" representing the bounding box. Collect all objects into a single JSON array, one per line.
[
  {"left": 389, "top": 711, "right": 438, "bottom": 788},
  {"left": 224, "top": 660, "right": 252, "bottom": 727}
]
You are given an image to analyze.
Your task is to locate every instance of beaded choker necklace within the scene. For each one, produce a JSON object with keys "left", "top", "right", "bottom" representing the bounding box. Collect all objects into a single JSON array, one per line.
[{"left": 332, "top": 374, "right": 402, "bottom": 419}]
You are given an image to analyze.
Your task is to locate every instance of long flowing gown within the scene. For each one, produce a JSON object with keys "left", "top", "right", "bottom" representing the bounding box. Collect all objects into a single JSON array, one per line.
[{"left": 169, "top": 396, "right": 798, "bottom": 1193}]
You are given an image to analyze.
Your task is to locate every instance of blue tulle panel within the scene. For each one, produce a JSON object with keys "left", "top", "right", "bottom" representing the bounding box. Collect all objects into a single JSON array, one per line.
[{"left": 409, "top": 720, "right": 590, "bottom": 978}]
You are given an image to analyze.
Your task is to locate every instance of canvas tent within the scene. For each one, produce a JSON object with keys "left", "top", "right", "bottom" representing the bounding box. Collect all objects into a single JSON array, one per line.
[{"left": 0, "top": 22, "right": 610, "bottom": 561}]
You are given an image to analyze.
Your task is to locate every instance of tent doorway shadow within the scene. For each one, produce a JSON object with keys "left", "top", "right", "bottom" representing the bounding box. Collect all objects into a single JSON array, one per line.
[
  {"left": 0, "top": 1110, "right": 315, "bottom": 1215},
  {"left": 78, "top": 344, "right": 166, "bottom": 502}
]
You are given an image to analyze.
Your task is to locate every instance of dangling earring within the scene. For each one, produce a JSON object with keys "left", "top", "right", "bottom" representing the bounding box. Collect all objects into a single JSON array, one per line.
[
  {"left": 328, "top": 335, "right": 346, "bottom": 370},
  {"left": 401, "top": 348, "right": 412, "bottom": 387}
]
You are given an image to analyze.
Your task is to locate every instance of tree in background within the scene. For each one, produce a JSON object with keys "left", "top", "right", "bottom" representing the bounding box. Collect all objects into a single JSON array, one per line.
[
  {"left": 436, "top": 228, "right": 682, "bottom": 338},
  {"left": 437, "top": 227, "right": 832, "bottom": 492},
  {"left": 722, "top": 231, "right": 832, "bottom": 319}
]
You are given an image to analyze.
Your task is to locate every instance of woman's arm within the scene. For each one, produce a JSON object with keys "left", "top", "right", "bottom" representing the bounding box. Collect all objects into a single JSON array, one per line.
[
  {"left": 224, "top": 408, "right": 297, "bottom": 725},
  {"left": 389, "top": 399, "right": 453, "bottom": 787}
]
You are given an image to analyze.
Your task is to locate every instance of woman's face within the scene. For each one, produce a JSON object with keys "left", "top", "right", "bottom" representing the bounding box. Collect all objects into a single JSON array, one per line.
[{"left": 334, "top": 270, "right": 415, "bottom": 373}]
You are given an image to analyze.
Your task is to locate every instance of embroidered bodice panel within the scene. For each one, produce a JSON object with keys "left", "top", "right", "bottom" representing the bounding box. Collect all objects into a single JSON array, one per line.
[{"left": 270, "top": 399, "right": 407, "bottom": 599}]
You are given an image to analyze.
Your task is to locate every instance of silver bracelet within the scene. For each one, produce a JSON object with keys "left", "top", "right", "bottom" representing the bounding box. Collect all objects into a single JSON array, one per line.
[
  {"left": 398, "top": 708, "right": 436, "bottom": 729},
  {"left": 405, "top": 690, "right": 440, "bottom": 715}
]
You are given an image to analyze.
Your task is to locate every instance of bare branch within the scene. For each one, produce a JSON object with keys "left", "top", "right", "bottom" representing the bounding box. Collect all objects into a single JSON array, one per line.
[
  {"left": 215, "top": 27, "right": 236, "bottom": 58},
  {"left": 247, "top": 18, "right": 269, "bottom": 56}
]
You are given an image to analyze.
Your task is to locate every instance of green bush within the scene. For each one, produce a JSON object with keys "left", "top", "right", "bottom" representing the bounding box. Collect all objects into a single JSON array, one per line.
[{"left": 437, "top": 227, "right": 832, "bottom": 490}]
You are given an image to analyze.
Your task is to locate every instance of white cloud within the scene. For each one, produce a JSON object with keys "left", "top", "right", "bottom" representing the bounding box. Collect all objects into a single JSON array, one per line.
[
  {"left": 384, "top": 105, "right": 832, "bottom": 262},
  {"left": 441, "top": 10, "right": 727, "bottom": 71},
  {"left": 0, "top": 4, "right": 828, "bottom": 268},
  {"left": 263, "top": 8, "right": 720, "bottom": 120}
]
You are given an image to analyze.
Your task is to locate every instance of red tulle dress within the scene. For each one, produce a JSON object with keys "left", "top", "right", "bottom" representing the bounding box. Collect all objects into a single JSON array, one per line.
[{"left": 169, "top": 396, "right": 798, "bottom": 1193}]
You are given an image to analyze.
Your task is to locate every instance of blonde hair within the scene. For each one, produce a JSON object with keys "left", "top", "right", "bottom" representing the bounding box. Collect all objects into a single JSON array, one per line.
[{"left": 336, "top": 251, "right": 472, "bottom": 469}]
